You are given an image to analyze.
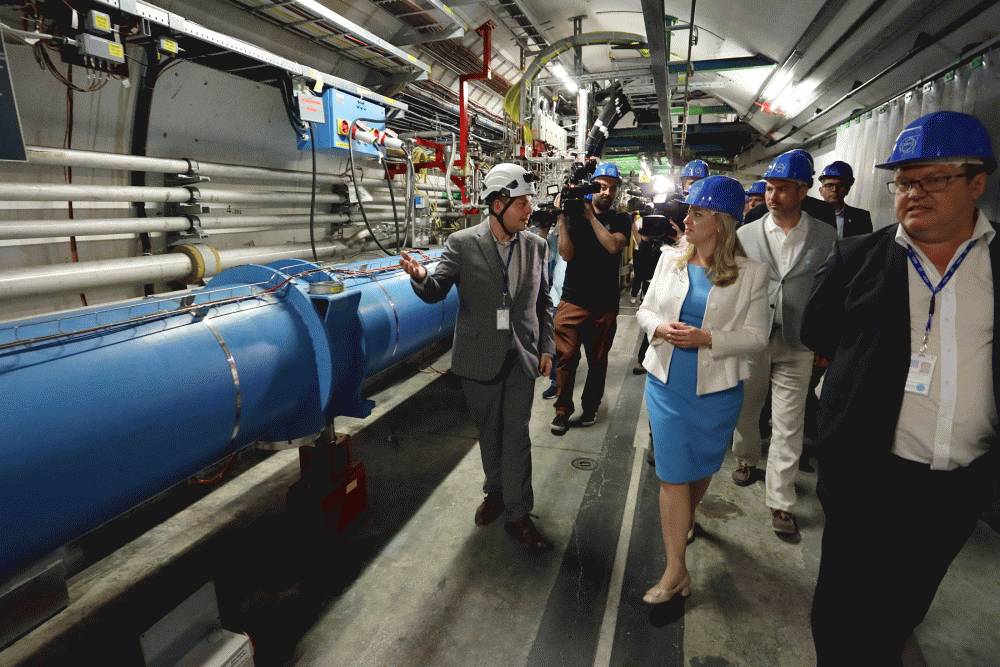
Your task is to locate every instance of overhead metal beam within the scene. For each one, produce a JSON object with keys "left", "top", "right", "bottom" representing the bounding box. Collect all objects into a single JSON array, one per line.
[
  {"left": 392, "top": 26, "right": 465, "bottom": 46},
  {"left": 640, "top": 0, "right": 675, "bottom": 162}
]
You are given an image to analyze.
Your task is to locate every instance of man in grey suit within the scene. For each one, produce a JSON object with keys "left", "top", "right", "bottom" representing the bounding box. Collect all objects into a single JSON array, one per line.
[
  {"left": 731, "top": 150, "right": 838, "bottom": 538},
  {"left": 400, "top": 163, "right": 555, "bottom": 552}
]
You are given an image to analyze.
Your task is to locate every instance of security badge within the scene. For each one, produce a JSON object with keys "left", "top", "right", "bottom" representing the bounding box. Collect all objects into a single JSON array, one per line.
[
  {"left": 497, "top": 308, "right": 510, "bottom": 330},
  {"left": 905, "top": 353, "right": 936, "bottom": 396}
]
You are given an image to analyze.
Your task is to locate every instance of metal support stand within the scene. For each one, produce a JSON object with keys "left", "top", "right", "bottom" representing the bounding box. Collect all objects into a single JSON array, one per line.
[
  {"left": 0, "top": 553, "right": 69, "bottom": 650},
  {"left": 287, "top": 426, "right": 368, "bottom": 533}
]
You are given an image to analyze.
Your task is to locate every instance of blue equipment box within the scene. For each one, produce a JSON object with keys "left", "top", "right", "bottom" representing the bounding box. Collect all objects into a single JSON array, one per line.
[{"left": 297, "top": 88, "right": 386, "bottom": 158}]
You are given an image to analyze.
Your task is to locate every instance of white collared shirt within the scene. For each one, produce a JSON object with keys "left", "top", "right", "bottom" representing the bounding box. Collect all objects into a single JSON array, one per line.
[
  {"left": 892, "top": 210, "right": 998, "bottom": 469},
  {"left": 764, "top": 212, "right": 809, "bottom": 325},
  {"left": 835, "top": 209, "right": 845, "bottom": 240}
]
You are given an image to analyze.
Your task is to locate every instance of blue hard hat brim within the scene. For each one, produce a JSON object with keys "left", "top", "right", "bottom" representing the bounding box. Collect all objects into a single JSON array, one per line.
[{"left": 875, "top": 156, "right": 998, "bottom": 172}]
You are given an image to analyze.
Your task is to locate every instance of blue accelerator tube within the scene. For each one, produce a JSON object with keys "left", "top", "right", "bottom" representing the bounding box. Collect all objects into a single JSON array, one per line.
[{"left": 0, "top": 251, "right": 457, "bottom": 581}]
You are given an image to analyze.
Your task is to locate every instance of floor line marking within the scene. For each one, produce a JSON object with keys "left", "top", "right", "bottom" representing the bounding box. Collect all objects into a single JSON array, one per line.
[{"left": 593, "top": 426, "right": 647, "bottom": 666}]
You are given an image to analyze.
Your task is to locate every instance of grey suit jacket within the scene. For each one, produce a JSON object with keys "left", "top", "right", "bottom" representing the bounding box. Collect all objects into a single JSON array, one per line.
[
  {"left": 737, "top": 212, "right": 837, "bottom": 350},
  {"left": 412, "top": 221, "right": 555, "bottom": 381}
]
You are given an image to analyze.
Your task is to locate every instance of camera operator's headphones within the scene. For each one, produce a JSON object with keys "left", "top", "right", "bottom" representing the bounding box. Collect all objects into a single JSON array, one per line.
[{"left": 481, "top": 163, "right": 538, "bottom": 234}]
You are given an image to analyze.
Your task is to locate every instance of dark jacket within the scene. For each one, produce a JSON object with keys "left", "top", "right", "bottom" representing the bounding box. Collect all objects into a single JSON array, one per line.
[
  {"left": 745, "top": 195, "right": 835, "bottom": 227},
  {"left": 801, "top": 223, "right": 1000, "bottom": 500},
  {"left": 832, "top": 204, "right": 873, "bottom": 238}
]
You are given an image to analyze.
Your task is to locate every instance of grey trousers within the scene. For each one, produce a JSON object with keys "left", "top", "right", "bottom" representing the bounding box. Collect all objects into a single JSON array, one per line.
[{"left": 461, "top": 354, "right": 536, "bottom": 520}]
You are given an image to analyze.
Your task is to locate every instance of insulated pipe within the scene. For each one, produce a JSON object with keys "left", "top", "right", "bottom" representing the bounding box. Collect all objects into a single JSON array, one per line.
[
  {"left": 0, "top": 255, "right": 194, "bottom": 299},
  {"left": 0, "top": 242, "right": 350, "bottom": 299},
  {"left": 24, "top": 146, "right": 351, "bottom": 187},
  {"left": 0, "top": 184, "right": 345, "bottom": 205},
  {"left": 0, "top": 214, "right": 356, "bottom": 239}
]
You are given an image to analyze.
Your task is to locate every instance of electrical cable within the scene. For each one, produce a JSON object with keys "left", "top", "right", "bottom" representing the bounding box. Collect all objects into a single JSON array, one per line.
[
  {"left": 348, "top": 118, "right": 396, "bottom": 256},
  {"left": 64, "top": 62, "right": 87, "bottom": 306},
  {"left": 308, "top": 123, "right": 318, "bottom": 262},
  {"left": 376, "top": 144, "right": 401, "bottom": 252}
]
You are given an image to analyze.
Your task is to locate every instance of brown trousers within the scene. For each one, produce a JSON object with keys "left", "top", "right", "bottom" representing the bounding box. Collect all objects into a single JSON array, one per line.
[{"left": 554, "top": 301, "right": 618, "bottom": 416}]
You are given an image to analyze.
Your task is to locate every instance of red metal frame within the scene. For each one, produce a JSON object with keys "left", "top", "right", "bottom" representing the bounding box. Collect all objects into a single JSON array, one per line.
[{"left": 383, "top": 24, "right": 494, "bottom": 215}]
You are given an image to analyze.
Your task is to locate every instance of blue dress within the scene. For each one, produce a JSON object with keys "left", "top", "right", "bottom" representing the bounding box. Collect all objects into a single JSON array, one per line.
[{"left": 645, "top": 264, "right": 744, "bottom": 484}]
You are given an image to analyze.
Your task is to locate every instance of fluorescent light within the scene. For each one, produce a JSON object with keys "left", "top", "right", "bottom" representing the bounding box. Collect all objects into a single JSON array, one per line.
[
  {"left": 548, "top": 62, "right": 578, "bottom": 93},
  {"left": 653, "top": 175, "right": 672, "bottom": 194}
]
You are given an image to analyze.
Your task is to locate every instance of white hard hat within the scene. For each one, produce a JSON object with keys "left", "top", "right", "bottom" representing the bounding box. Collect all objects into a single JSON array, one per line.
[{"left": 481, "top": 163, "right": 538, "bottom": 203}]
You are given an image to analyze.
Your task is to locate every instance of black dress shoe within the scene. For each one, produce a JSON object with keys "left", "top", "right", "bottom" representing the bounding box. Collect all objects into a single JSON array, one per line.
[
  {"left": 474, "top": 492, "right": 504, "bottom": 526},
  {"left": 504, "top": 515, "right": 553, "bottom": 552}
]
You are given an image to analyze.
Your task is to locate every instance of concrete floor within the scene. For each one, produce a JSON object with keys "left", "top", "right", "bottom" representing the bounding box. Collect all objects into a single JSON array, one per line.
[{"left": 4, "top": 302, "right": 999, "bottom": 666}]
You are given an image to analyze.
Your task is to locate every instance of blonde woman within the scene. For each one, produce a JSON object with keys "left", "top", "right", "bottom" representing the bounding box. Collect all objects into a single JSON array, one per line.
[{"left": 637, "top": 175, "right": 769, "bottom": 604}]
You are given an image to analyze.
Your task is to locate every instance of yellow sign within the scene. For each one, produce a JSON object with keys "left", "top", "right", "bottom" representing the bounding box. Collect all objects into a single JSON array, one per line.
[
  {"left": 160, "top": 39, "right": 178, "bottom": 54},
  {"left": 94, "top": 13, "right": 111, "bottom": 32},
  {"left": 108, "top": 42, "right": 124, "bottom": 59},
  {"left": 306, "top": 67, "right": 323, "bottom": 93}
]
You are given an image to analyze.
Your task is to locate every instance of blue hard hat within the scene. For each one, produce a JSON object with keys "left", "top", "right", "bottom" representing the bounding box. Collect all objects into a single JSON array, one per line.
[
  {"left": 681, "top": 159, "right": 710, "bottom": 179},
  {"left": 819, "top": 160, "right": 854, "bottom": 184},
  {"left": 592, "top": 162, "right": 622, "bottom": 182},
  {"left": 685, "top": 175, "right": 746, "bottom": 223},
  {"left": 876, "top": 111, "right": 997, "bottom": 172},
  {"left": 745, "top": 180, "right": 766, "bottom": 197},
  {"left": 786, "top": 149, "right": 815, "bottom": 173},
  {"left": 763, "top": 150, "right": 813, "bottom": 185}
]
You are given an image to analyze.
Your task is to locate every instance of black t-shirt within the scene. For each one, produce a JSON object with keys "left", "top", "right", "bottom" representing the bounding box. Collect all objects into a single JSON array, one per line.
[{"left": 561, "top": 207, "right": 631, "bottom": 313}]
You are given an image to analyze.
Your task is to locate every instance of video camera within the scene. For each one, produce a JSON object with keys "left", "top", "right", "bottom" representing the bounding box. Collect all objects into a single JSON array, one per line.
[
  {"left": 627, "top": 185, "right": 687, "bottom": 244},
  {"left": 529, "top": 160, "right": 599, "bottom": 228}
]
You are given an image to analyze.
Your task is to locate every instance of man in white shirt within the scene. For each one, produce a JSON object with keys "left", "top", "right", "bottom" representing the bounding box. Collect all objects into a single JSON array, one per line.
[
  {"left": 802, "top": 111, "right": 999, "bottom": 665},
  {"left": 732, "top": 150, "right": 837, "bottom": 538}
]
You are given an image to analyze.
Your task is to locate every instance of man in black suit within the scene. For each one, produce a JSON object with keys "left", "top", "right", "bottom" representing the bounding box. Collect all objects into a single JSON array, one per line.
[
  {"left": 817, "top": 160, "right": 873, "bottom": 239},
  {"left": 802, "top": 111, "right": 999, "bottom": 665},
  {"left": 803, "top": 161, "right": 876, "bottom": 447}
]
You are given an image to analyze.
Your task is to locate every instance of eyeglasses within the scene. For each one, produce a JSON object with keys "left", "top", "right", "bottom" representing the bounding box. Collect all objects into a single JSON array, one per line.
[
  {"left": 819, "top": 183, "right": 848, "bottom": 191},
  {"left": 886, "top": 172, "right": 968, "bottom": 195}
]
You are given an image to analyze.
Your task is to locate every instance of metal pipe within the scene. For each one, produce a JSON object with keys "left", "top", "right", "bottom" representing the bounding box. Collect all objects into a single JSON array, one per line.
[
  {"left": 679, "top": 2, "right": 697, "bottom": 151},
  {"left": 459, "top": 24, "right": 493, "bottom": 177},
  {"left": 216, "top": 242, "right": 348, "bottom": 268},
  {"left": 0, "top": 184, "right": 346, "bottom": 205},
  {"left": 24, "top": 146, "right": 350, "bottom": 186},
  {"left": 0, "top": 214, "right": 358, "bottom": 239}
]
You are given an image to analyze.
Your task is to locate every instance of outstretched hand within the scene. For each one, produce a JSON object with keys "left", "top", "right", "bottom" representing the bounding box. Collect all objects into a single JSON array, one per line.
[{"left": 399, "top": 251, "right": 427, "bottom": 281}]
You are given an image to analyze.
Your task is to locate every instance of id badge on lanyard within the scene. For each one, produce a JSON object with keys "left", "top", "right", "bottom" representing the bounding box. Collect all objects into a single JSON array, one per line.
[
  {"left": 902, "top": 240, "right": 976, "bottom": 395},
  {"left": 497, "top": 239, "right": 516, "bottom": 330}
]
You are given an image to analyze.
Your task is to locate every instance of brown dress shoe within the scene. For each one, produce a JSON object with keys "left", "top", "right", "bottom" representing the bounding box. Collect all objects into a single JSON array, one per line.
[
  {"left": 504, "top": 515, "right": 553, "bottom": 552},
  {"left": 474, "top": 493, "right": 504, "bottom": 526},
  {"left": 771, "top": 509, "right": 799, "bottom": 536}
]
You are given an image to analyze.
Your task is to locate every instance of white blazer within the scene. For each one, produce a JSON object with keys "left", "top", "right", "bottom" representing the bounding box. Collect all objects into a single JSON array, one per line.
[{"left": 637, "top": 248, "right": 770, "bottom": 395}]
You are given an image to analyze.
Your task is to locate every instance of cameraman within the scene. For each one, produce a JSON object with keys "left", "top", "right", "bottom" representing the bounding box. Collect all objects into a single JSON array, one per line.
[{"left": 551, "top": 162, "right": 631, "bottom": 435}]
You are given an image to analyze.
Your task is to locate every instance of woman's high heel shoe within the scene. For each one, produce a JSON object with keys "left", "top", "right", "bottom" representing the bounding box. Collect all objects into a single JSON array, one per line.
[{"left": 642, "top": 573, "right": 692, "bottom": 605}]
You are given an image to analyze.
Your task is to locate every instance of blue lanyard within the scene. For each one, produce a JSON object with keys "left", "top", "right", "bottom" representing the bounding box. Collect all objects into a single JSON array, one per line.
[
  {"left": 497, "top": 236, "right": 517, "bottom": 306},
  {"left": 905, "top": 239, "right": 977, "bottom": 353}
]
